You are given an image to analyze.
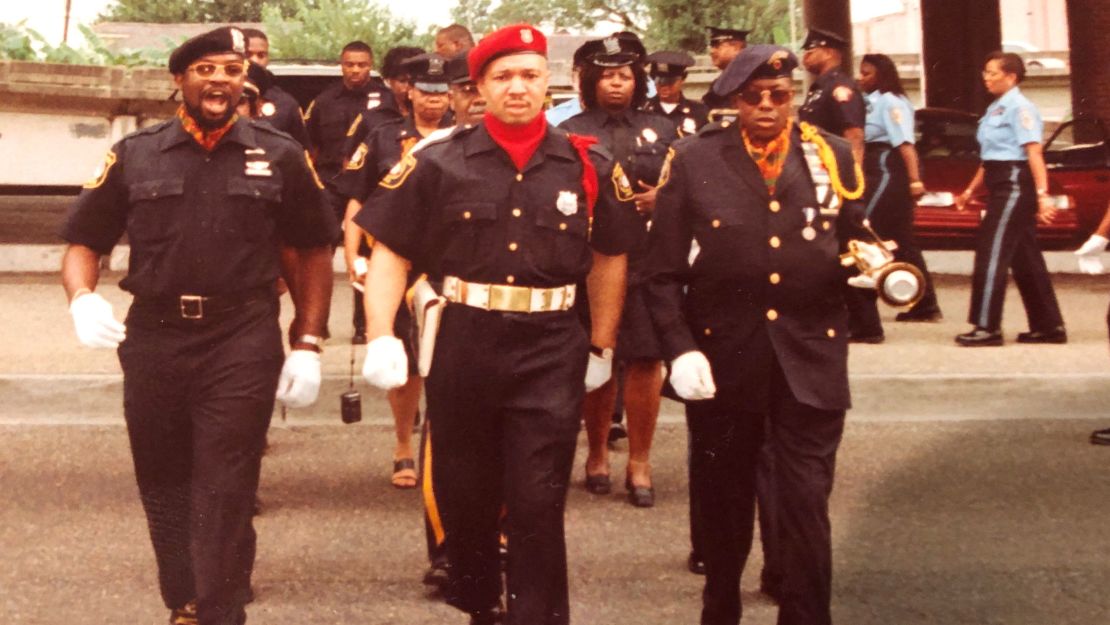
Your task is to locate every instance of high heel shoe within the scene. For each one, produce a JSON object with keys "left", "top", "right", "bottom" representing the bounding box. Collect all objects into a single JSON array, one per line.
[{"left": 624, "top": 474, "right": 655, "bottom": 508}]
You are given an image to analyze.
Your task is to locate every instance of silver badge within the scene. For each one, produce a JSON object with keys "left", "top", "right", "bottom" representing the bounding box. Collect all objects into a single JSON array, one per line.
[
  {"left": 641, "top": 128, "right": 658, "bottom": 143},
  {"left": 556, "top": 191, "right": 578, "bottom": 216},
  {"left": 682, "top": 118, "right": 697, "bottom": 134},
  {"left": 603, "top": 37, "right": 620, "bottom": 55},
  {"left": 230, "top": 28, "right": 245, "bottom": 54}
]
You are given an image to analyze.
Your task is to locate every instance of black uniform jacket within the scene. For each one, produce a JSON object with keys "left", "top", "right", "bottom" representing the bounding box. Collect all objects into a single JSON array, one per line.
[
  {"left": 336, "top": 116, "right": 452, "bottom": 202},
  {"left": 60, "top": 116, "right": 337, "bottom": 299},
  {"left": 643, "top": 95, "right": 710, "bottom": 137},
  {"left": 798, "top": 69, "right": 866, "bottom": 137},
  {"left": 644, "top": 121, "right": 865, "bottom": 411},
  {"left": 702, "top": 76, "right": 731, "bottom": 112},
  {"left": 259, "top": 84, "right": 309, "bottom": 147},
  {"left": 305, "top": 78, "right": 397, "bottom": 183},
  {"left": 353, "top": 122, "right": 641, "bottom": 289}
]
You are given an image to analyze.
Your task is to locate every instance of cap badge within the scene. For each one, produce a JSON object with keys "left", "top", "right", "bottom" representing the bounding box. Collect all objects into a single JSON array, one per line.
[
  {"left": 230, "top": 28, "right": 245, "bottom": 54},
  {"left": 769, "top": 50, "right": 788, "bottom": 70},
  {"left": 521, "top": 28, "right": 534, "bottom": 44},
  {"left": 603, "top": 37, "right": 620, "bottom": 55},
  {"left": 429, "top": 57, "right": 445, "bottom": 76},
  {"left": 556, "top": 191, "right": 579, "bottom": 216}
]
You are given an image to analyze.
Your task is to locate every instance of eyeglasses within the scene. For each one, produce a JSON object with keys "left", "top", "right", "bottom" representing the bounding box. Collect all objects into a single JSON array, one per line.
[
  {"left": 188, "top": 62, "right": 247, "bottom": 78},
  {"left": 737, "top": 88, "right": 793, "bottom": 106}
]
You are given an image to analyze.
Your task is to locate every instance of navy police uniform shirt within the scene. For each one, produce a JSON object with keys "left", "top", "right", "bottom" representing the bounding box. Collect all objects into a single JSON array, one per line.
[
  {"left": 353, "top": 123, "right": 641, "bottom": 288},
  {"left": 336, "top": 116, "right": 451, "bottom": 202},
  {"left": 61, "top": 116, "right": 337, "bottom": 298},
  {"left": 304, "top": 78, "right": 397, "bottom": 184},
  {"left": 864, "top": 90, "right": 914, "bottom": 146},
  {"left": 259, "top": 84, "right": 310, "bottom": 147},
  {"left": 644, "top": 120, "right": 866, "bottom": 411},
  {"left": 643, "top": 95, "right": 709, "bottom": 137},
  {"left": 977, "top": 86, "right": 1043, "bottom": 161},
  {"left": 799, "top": 69, "right": 865, "bottom": 137},
  {"left": 558, "top": 108, "right": 677, "bottom": 197}
]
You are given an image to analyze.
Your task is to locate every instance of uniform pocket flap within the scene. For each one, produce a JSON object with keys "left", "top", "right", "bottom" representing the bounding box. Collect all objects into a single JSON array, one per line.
[
  {"left": 443, "top": 201, "right": 497, "bottom": 223},
  {"left": 228, "top": 177, "right": 282, "bottom": 202},
  {"left": 535, "top": 208, "right": 588, "bottom": 235},
  {"left": 128, "top": 178, "right": 184, "bottom": 202}
]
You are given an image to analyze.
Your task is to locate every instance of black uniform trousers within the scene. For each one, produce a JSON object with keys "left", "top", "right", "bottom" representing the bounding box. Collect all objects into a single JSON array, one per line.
[
  {"left": 427, "top": 304, "right": 588, "bottom": 625},
  {"left": 968, "top": 161, "right": 1064, "bottom": 332},
  {"left": 689, "top": 349, "right": 845, "bottom": 625},
  {"left": 118, "top": 297, "right": 283, "bottom": 625},
  {"left": 847, "top": 143, "right": 942, "bottom": 332}
]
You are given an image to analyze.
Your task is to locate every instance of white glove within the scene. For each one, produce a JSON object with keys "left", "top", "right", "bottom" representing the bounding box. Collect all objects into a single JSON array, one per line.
[
  {"left": 1078, "top": 255, "right": 1105, "bottom": 275},
  {"left": 847, "top": 273, "right": 877, "bottom": 289},
  {"left": 669, "top": 351, "right": 717, "bottom": 401},
  {"left": 1075, "top": 234, "right": 1108, "bottom": 256},
  {"left": 69, "top": 292, "right": 126, "bottom": 348},
  {"left": 362, "top": 335, "right": 408, "bottom": 390},
  {"left": 584, "top": 351, "right": 613, "bottom": 392},
  {"left": 275, "top": 349, "right": 322, "bottom": 408}
]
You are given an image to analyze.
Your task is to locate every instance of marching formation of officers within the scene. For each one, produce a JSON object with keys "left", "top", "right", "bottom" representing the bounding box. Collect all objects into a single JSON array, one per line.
[{"left": 58, "top": 13, "right": 1086, "bottom": 625}]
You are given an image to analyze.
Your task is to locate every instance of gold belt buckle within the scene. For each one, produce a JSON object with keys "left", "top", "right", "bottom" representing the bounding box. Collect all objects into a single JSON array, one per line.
[
  {"left": 180, "top": 295, "right": 204, "bottom": 319},
  {"left": 489, "top": 285, "right": 531, "bottom": 312}
]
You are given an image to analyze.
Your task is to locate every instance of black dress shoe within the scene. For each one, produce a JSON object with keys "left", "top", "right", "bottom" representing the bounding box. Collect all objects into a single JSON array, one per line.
[
  {"left": 849, "top": 333, "right": 885, "bottom": 344},
  {"left": 687, "top": 552, "right": 706, "bottom": 575},
  {"left": 422, "top": 561, "right": 450, "bottom": 588},
  {"left": 895, "top": 308, "right": 943, "bottom": 322},
  {"left": 1090, "top": 427, "right": 1110, "bottom": 446},
  {"left": 1016, "top": 327, "right": 1067, "bottom": 344},
  {"left": 585, "top": 473, "right": 611, "bottom": 495},
  {"left": 607, "top": 422, "right": 627, "bottom": 444},
  {"left": 469, "top": 604, "right": 505, "bottom": 625},
  {"left": 955, "top": 328, "right": 1003, "bottom": 347}
]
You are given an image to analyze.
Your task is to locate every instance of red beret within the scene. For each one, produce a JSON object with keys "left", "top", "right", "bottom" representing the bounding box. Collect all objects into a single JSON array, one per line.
[{"left": 468, "top": 24, "right": 547, "bottom": 81}]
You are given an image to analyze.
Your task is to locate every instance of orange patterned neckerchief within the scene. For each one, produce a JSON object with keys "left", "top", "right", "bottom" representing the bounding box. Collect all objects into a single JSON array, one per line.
[
  {"left": 176, "top": 106, "right": 238, "bottom": 152},
  {"left": 742, "top": 118, "right": 793, "bottom": 195}
]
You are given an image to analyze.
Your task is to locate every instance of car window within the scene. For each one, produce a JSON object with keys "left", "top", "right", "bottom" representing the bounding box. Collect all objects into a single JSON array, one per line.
[
  {"left": 1044, "top": 119, "right": 1110, "bottom": 168},
  {"left": 916, "top": 116, "right": 980, "bottom": 160}
]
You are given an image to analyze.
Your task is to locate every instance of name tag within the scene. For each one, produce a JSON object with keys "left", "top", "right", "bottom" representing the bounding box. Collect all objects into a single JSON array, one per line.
[{"left": 245, "top": 160, "right": 273, "bottom": 177}]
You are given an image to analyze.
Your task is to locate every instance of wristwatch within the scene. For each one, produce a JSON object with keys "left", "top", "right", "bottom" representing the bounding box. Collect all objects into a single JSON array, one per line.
[
  {"left": 590, "top": 344, "right": 614, "bottom": 360},
  {"left": 294, "top": 334, "right": 325, "bottom": 352}
]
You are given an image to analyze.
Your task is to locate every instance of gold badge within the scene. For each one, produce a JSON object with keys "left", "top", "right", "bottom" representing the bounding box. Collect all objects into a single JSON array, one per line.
[
  {"left": 612, "top": 162, "right": 635, "bottom": 201},
  {"left": 833, "top": 85, "right": 854, "bottom": 103},
  {"left": 658, "top": 147, "right": 676, "bottom": 189},
  {"left": 346, "top": 143, "right": 368, "bottom": 171},
  {"left": 83, "top": 150, "right": 117, "bottom": 189},
  {"left": 304, "top": 150, "right": 325, "bottom": 189},
  {"left": 379, "top": 152, "right": 418, "bottom": 189},
  {"left": 521, "top": 28, "right": 534, "bottom": 44}
]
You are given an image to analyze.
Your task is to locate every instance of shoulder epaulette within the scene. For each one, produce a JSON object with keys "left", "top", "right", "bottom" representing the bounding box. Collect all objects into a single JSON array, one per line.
[{"left": 129, "top": 118, "right": 175, "bottom": 139}]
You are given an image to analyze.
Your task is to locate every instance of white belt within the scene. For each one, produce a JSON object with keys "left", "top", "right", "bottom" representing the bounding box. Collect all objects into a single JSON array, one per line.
[{"left": 442, "top": 276, "right": 576, "bottom": 313}]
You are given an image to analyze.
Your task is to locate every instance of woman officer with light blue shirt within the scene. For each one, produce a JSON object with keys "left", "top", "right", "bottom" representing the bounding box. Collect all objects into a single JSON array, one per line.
[
  {"left": 953, "top": 51, "right": 1065, "bottom": 346},
  {"left": 855, "top": 53, "right": 942, "bottom": 330}
]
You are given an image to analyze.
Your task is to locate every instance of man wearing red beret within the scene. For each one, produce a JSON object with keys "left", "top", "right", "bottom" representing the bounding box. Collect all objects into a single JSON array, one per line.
[{"left": 355, "top": 23, "right": 639, "bottom": 625}]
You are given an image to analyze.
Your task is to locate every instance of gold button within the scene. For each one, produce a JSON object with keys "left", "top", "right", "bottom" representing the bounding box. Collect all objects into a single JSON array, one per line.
[
  {"left": 712, "top": 219, "right": 721, "bottom": 228},
  {"left": 703, "top": 327, "right": 712, "bottom": 336},
  {"left": 512, "top": 208, "right": 522, "bottom": 217},
  {"left": 767, "top": 309, "right": 778, "bottom": 321},
  {"left": 769, "top": 273, "right": 781, "bottom": 285},
  {"left": 769, "top": 200, "right": 781, "bottom": 213},
  {"left": 515, "top": 173, "right": 523, "bottom": 181},
  {"left": 823, "top": 221, "right": 831, "bottom": 231},
  {"left": 559, "top": 223, "right": 567, "bottom": 231},
  {"left": 827, "top": 328, "right": 836, "bottom": 338},
  {"left": 769, "top": 236, "right": 781, "bottom": 248},
  {"left": 508, "top": 242, "right": 519, "bottom": 251},
  {"left": 463, "top": 211, "right": 472, "bottom": 220},
  {"left": 506, "top": 275, "right": 515, "bottom": 284}
]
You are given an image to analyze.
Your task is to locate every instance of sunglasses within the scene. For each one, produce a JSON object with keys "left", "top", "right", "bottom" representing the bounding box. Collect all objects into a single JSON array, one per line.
[
  {"left": 737, "top": 88, "right": 793, "bottom": 106},
  {"left": 188, "top": 62, "right": 247, "bottom": 78}
]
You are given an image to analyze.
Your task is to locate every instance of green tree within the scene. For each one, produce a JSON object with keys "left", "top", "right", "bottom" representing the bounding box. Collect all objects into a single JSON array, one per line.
[
  {"left": 100, "top": 0, "right": 306, "bottom": 23},
  {"left": 262, "top": 0, "right": 429, "bottom": 63},
  {"left": 451, "top": 0, "right": 647, "bottom": 36}
]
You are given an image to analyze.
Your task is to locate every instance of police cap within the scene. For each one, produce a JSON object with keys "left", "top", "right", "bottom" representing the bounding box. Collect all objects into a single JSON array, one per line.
[
  {"left": 446, "top": 51, "right": 472, "bottom": 85},
  {"left": 468, "top": 24, "right": 547, "bottom": 80},
  {"left": 646, "top": 50, "right": 695, "bottom": 84},
  {"left": 579, "top": 32, "right": 646, "bottom": 68},
  {"left": 708, "top": 27, "right": 750, "bottom": 45},
  {"left": 168, "top": 26, "right": 247, "bottom": 75},
  {"left": 402, "top": 53, "right": 451, "bottom": 93},
  {"left": 802, "top": 28, "right": 849, "bottom": 52},
  {"left": 712, "top": 44, "right": 798, "bottom": 97}
]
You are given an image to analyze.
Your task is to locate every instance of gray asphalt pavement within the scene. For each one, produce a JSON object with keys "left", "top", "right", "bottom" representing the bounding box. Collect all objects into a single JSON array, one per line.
[{"left": 2, "top": 272, "right": 1110, "bottom": 624}]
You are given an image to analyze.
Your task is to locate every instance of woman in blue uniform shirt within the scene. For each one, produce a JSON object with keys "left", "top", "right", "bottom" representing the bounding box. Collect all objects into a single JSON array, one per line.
[
  {"left": 856, "top": 53, "right": 942, "bottom": 329},
  {"left": 953, "top": 51, "right": 1065, "bottom": 346}
]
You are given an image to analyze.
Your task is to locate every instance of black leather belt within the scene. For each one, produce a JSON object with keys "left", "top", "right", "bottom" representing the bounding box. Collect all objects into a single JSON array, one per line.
[{"left": 134, "top": 285, "right": 275, "bottom": 320}]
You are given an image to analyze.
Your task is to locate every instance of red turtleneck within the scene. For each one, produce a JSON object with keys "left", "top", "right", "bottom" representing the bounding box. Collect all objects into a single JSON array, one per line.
[{"left": 484, "top": 111, "right": 547, "bottom": 171}]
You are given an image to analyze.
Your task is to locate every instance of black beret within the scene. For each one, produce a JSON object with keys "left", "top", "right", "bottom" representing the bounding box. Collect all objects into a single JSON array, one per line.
[
  {"left": 708, "top": 27, "right": 750, "bottom": 45},
  {"left": 646, "top": 50, "right": 696, "bottom": 80},
  {"left": 402, "top": 53, "right": 450, "bottom": 93},
  {"left": 578, "top": 32, "right": 646, "bottom": 68},
  {"left": 802, "top": 28, "right": 849, "bottom": 51},
  {"left": 446, "top": 50, "right": 472, "bottom": 84},
  {"left": 168, "top": 26, "right": 247, "bottom": 75},
  {"left": 712, "top": 44, "right": 798, "bottom": 97}
]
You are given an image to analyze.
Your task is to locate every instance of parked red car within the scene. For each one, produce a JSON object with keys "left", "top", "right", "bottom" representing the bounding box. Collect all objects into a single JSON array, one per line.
[
  {"left": 1043, "top": 116, "right": 1110, "bottom": 235},
  {"left": 912, "top": 108, "right": 1081, "bottom": 249}
]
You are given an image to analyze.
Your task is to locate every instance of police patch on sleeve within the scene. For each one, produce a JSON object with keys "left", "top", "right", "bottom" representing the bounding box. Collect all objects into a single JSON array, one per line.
[
  {"left": 346, "top": 114, "right": 363, "bottom": 137},
  {"left": 658, "top": 147, "right": 676, "bottom": 189},
  {"left": 833, "top": 86, "right": 854, "bottom": 103},
  {"left": 889, "top": 106, "right": 903, "bottom": 124},
  {"left": 304, "top": 150, "right": 325, "bottom": 189},
  {"left": 612, "top": 162, "right": 635, "bottom": 201},
  {"left": 83, "top": 149, "right": 117, "bottom": 189},
  {"left": 379, "top": 152, "right": 418, "bottom": 189},
  {"left": 1020, "top": 108, "right": 1034, "bottom": 130},
  {"left": 346, "top": 143, "right": 368, "bottom": 171}
]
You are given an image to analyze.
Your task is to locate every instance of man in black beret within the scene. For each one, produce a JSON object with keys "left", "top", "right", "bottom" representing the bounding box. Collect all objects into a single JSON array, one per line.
[
  {"left": 642, "top": 50, "right": 709, "bottom": 136},
  {"left": 645, "top": 43, "right": 867, "bottom": 625},
  {"left": 61, "top": 25, "right": 336, "bottom": 625},
  {"left": 704, "top": 26, "right": 749, "bottom": 111}
]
